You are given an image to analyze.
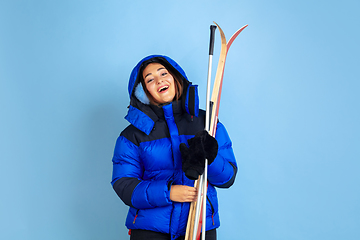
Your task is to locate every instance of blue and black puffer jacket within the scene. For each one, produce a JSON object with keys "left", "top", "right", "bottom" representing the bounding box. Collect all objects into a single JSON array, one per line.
[{"left": 111, "top": 55, "right": 237, "bottom": 239}]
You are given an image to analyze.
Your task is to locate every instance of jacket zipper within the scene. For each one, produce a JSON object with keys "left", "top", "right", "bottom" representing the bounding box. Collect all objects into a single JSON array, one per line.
[
  {"left": 133, "top": 209, "right": 139, "bottom": 224},
  {"left": 206, "top": 196, "right": 215, "bottom": 225}
]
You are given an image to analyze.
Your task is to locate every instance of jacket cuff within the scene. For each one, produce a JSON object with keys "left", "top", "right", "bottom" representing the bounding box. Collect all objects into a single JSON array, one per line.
[{"left": 207, "top": 155, "right": 234, "bottom": 186}]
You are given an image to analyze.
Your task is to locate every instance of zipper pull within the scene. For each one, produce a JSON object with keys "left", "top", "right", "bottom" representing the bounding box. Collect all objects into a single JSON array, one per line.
[{"left": 133, "top": 210, "right": 139, "bottom": 224}]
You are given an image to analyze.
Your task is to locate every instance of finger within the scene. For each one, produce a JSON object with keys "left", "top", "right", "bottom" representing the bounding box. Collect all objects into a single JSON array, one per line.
[{"left": 187, "top": 186, "right": 197, "bottom": 192}]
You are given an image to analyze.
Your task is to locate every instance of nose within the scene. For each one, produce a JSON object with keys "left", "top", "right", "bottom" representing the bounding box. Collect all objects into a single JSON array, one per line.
[{"left": 156, "top": 77, "right": 163, "bottom": 84}]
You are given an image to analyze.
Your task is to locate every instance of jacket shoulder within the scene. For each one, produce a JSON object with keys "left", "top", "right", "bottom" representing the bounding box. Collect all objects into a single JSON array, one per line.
[
  {"left": 121, "top": 120, "right": 171, "bottom": 146},
  {"left": 120, "top": 124, "right": 145, "bottom": 146}
]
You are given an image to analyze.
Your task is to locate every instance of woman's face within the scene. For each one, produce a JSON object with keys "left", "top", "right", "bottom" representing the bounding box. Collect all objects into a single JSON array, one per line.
[{"left": 142, "top": 63, "right": 176, "bottom": 104}]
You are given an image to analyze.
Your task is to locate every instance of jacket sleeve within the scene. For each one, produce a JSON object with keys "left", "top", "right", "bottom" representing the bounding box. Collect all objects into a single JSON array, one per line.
[
  {"left": 111, "top": 135, "right": 172, "bottom": 209},
  {"left": 207, "top": 122, "right": 237, "bottom": 188}
]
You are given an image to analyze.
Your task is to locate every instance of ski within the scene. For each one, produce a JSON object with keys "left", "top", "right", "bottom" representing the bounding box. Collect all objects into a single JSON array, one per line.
[
  {"left": 209, "top": 23, "right": 248, "bottom": 137},
  {"left": 184, "top": 22, "right": 248, "bottom": 240},
  {"left": 185, "top": 24, "right": 216, "bottom": 240}
]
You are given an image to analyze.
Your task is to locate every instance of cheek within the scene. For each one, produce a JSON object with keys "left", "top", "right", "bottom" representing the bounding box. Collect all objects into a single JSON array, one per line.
[
  {"left": 145, "top": 83, "right": 155, "bottom": 94},
  {"left": 169, "top": 77, "right": 175, "bottom": 88}
]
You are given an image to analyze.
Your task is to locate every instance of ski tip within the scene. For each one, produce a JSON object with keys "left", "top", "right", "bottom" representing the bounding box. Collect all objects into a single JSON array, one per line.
[
  {"left": 212, "top": 22, "right": 223, "bottom": 33},
  {"left": 238, "top": 24, "right": 249, "bottom": 31}
]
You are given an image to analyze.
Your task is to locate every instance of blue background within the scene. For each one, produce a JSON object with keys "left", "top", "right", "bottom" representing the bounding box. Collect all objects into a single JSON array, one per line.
[{"left": 1, "top": 0, "right": 359, "bottom": 239}]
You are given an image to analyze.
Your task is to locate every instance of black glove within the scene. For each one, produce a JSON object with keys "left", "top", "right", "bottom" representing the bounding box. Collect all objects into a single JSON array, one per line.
[{"left": 179, "top": 130, "right": 218, "bottom": 180}]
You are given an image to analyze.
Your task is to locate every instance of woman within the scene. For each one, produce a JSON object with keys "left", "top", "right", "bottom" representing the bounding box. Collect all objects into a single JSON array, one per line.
[{"left": 111, "top": 55, "right": 237, "bottom": 240}]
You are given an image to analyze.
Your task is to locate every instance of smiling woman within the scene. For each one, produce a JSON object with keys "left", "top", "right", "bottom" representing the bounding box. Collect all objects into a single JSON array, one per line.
[
  {"left": 138, "top": 58, "right": 184, "bottom": 105},
  {"left": 111, "top": 55, "right": 237, "bottom": 240},
  {"left": 142, "top": 63, "right": 176, "bottom": 104}
]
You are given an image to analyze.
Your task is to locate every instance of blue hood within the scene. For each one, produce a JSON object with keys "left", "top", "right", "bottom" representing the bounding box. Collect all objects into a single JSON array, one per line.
[{"left": 124, "top": 55, "right": 199, "bottom": 135}]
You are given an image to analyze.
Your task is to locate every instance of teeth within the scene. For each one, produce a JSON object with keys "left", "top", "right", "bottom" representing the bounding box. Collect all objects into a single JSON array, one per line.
[{"left": 159, "top": 86, "right": 169, "bottom": 92}]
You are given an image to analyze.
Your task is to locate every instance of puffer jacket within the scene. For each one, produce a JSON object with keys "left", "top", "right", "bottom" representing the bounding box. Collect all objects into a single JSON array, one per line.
[{"left": 111, "top": 55, "right": 237, "bottom": 239}]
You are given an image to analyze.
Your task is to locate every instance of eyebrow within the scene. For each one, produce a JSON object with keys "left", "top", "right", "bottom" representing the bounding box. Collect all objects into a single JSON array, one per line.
[{"left": 144, "top": 67, "right": 166, "bottom": 79}]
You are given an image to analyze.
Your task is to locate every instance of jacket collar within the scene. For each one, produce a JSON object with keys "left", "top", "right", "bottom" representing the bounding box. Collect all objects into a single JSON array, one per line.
[
  {"left": 150, "top": 100, "right": 184, "bottom": 121},
  {"left": 125, "top": 101, "right": 184, "bottom": 136}
]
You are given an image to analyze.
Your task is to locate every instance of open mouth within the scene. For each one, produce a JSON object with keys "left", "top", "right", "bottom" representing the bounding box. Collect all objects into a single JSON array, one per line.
[{"left": 158, "top": 86, "right": 169, "bottom": 92}]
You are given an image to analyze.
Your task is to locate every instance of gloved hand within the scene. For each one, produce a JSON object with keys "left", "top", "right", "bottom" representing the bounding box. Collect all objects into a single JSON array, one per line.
[{"left": 179, "top": 130, "right": 218, "bottom": 180}]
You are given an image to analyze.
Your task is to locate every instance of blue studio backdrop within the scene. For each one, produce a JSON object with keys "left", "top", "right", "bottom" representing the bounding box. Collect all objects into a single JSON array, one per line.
[{"left": 1, "top": 0, "right": 359, "bottom": 240}]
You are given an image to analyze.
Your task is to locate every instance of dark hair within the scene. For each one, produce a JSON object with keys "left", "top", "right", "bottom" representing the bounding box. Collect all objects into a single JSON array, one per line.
[{"left": 138, "top": 57, "right": 183, "bottom": 105}]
